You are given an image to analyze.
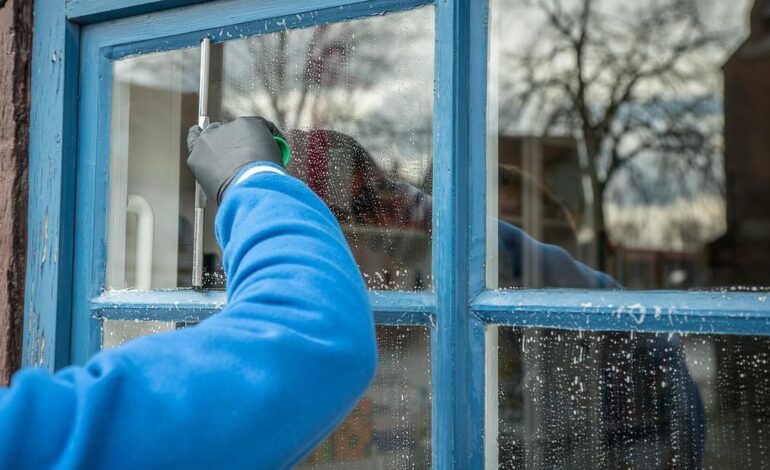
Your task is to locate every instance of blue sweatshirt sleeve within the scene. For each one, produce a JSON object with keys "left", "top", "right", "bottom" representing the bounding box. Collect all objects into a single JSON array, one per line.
[{"left": 0, "top": 162, "right": 377, "bottom": 469}]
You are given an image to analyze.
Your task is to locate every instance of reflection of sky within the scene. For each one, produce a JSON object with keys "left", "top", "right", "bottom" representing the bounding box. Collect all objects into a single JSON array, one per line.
[
  {"left": 221, "top": 7, "right": 435, "bottom": 185},
  {"left": 115, "top": 6, "right": 435, "bottom": 187},
  {"left": 492, "top": 0, "right": 753, "bottom": 135},
  {"left": 492, "top": 0, "right": 752, "bottom": 58}
]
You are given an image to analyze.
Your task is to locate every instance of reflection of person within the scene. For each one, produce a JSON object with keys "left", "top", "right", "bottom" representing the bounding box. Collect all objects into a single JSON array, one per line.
[
  {"left": 287, "top": 129, "right": 704, "bottom": 468},
  {"left": 0, "top": 117, "right": 377, "bottom": 468}
]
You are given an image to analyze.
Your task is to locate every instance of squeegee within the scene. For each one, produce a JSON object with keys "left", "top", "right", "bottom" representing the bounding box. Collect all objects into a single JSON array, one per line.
[
  {"left": 192, "top": 37, "right": 210, "bottom": 289},
  {"left": 192, "top": 37, "right": 292, "bottom": 288}
]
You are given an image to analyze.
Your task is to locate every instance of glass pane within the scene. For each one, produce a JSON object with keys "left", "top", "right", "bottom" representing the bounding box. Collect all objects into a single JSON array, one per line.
[
  {"left": 101, "top": 321, "right": 431, "bottom": 468},
  {"left": 107, "top": 6, "right": 434, "bottom": 291},
  {"left": 301, "top": 326, "right": 431, "bottom": 469},
  {"left": 102, "top": 320, "right": 178, "bottom": 350},
  {"left": 487, "top": 0, "right": 770, "bottom": 289},
  {"left": 497, "top": 327, "right": 770, "bottom": 469}
]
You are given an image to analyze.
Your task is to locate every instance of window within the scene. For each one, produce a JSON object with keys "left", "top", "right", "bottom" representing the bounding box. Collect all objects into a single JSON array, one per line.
[{"left": 26, "top": 0, "right": 770, "bottom": 468}]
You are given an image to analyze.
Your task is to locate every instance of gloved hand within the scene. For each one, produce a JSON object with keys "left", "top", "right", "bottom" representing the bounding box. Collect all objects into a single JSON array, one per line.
[{"left": 187, "top": 116, "right": 286, "bottom": 204}]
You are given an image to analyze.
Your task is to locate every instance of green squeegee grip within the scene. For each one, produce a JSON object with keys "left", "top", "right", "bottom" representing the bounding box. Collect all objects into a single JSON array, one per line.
[{"left": 273, "top": 136, "right": 292, "bottom": 167}]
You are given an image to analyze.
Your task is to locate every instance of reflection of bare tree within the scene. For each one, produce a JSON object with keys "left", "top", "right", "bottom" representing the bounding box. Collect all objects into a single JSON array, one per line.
[
  {"left": 223, "top": 17, "right": 433, "bottom": 190},
  {"left": 231, "top": 23, "right": 391, "bottom": 131},
  {"left": 249, "top": 26, "right": 335, "bottom": 128},
  {"left": 506, "top": 0, "right": 732, "bottom": 268}
]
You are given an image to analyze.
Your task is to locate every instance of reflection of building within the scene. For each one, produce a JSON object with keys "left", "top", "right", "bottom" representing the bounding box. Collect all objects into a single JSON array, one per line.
[
  {"left": 497, "top": 135, "right": 592, "bottom": 288},
  {"left": 496, "top": 135, "right": 682, "bottom": 289},
  {"left": 496, "top": 133, "right": 726, "bottom": 289},
  {"left": 497, "top": 135, "right": 584, "bottom": 259},
  {"left": 610, "top": 248, "right": 700, "bottom": 290},
  {"left": 709, "top": 0, "right": 770, "bottom": 286},
  {"left": 107, "top": 81, "right": 211, "bottom": 290}
]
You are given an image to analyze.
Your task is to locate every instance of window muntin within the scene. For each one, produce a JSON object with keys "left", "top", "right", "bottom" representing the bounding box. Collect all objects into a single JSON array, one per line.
[
  {"left": 486, "top": 0, "right": 769, "bottom": 290},
  {"left": 107, "top": 6, "right": 435, "bottom": 291}
]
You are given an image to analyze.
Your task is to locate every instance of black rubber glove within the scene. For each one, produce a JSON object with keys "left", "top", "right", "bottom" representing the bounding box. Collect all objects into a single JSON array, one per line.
[{"left": 187, "top": 116, "right": 286, "bottom": 204}]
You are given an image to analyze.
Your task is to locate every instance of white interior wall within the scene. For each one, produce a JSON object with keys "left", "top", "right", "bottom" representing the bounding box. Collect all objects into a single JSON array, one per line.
[{"left": 125, "top": 83, "right": 182, "bottom": 288}]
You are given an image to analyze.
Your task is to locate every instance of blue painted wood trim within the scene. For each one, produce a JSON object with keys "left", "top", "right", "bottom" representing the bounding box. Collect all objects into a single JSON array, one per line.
[
  {"left": 368, "top": 292, "right": 437, "bottom": 324},
  {"left": 472, "top": 290, "right": 770, "bottom": 335},
  {"left": 90, "top": 291, "right": 436, "bottom": 325},
  {"left": 468, "top": 0, "right": 489, "bottom": 297},
  {"left": 23, "top": 4, "right": 80, "bottom": 370},
  {"left": 82, "top": 0, "right": 432, "bottom": 60},
  {"left": 67, "top": 0, "right": 209, "bottom": 24},
  {"left": 91, "top": 291, "right": 227, "bottom": 323},
  {"left": 468, "top": 315, "right": 488, "bottom": 468},
  {"left": 432, "top": 0, "right": 473, "bottom": 467},
  {"left": 88, "top": 317, "right": 104, "bottom": 358},
  {"left": 67, "top": 0, "right": 432, "bottom": 25},
  {"left": 467, "top": 1, "right": 491, "bottom": 466},
  {"left": 69, "top": 33, "right": 113, "bottom": 366}
]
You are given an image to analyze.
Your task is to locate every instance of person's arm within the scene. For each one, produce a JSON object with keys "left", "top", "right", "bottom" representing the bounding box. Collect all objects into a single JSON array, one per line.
[
  {"left": 497, "top": 220, "right": 620, "bottom": 288},
  {"left": 0, "top": 119, "right": 377, "bottom": 469}
]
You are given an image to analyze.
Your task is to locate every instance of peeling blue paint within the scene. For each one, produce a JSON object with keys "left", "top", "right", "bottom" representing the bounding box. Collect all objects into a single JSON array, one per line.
[{"left": 24, "top": 0, "right": 79, "bottom": 371}]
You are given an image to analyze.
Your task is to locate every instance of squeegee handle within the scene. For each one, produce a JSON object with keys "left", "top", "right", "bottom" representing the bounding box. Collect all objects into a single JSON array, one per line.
[{"left": 192, "top": 37, "right": 211, "bottom": 289}]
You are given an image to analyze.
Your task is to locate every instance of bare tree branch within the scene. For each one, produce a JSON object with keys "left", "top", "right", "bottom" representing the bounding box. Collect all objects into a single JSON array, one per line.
[{"left": 501, "top": 0, "right": 734, "bottom": 266}]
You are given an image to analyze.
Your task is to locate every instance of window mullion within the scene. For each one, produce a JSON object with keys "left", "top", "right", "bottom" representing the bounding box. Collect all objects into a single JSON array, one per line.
[{"left": 432, "top": 0, "right": 476, "bottom": 467}]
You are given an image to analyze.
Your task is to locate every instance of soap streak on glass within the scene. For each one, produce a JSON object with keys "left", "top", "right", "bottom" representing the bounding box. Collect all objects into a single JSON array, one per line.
[
  {"left": 498, "top": 326, "right": 770, "bottom": 469},
  {"left": 218, "top": 7, "right": 435, "bottom": 291}
]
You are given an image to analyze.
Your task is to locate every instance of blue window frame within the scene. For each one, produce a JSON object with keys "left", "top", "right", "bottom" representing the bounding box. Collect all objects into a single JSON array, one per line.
[{"left": 25, "top": 1, "right": 770, "bottom": 468}]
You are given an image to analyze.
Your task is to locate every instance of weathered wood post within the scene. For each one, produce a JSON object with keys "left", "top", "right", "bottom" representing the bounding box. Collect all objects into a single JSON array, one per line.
[{"left": 0, "top": 0, "right": 32, "bottom": 385}]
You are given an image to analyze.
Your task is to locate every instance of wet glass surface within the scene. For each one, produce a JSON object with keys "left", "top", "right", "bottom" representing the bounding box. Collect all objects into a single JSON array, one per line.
[
  {"left": 107, "top": 6, "right": 434, "bottom": 291},
  {"left": 301, "top": 326, "right": 431, "bottom": 469},
  {"left": 102, "top": 320, "right": 178, "bottom": 350},
  {"left": 487, "top": 0, "right": 770, "bottom": 289},
  {"left": 497, "top": 327, "right": 770, "bottom": 469},
  {"left": 102, "top": 322, "right": 431, "bottom": 469}
]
